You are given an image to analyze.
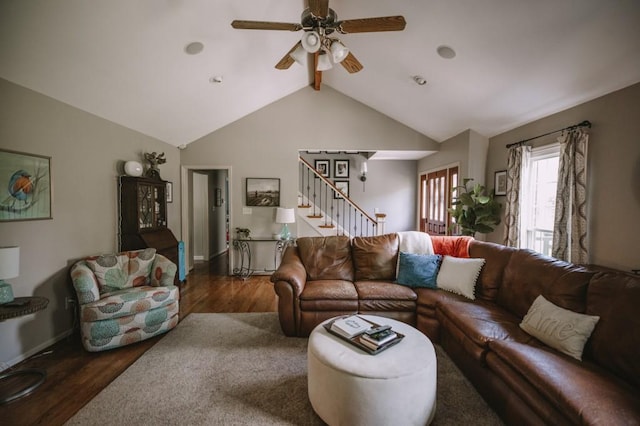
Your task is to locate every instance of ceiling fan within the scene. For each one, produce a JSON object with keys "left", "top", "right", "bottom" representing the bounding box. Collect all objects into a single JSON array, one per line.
[{"left": 231, "top": 0, "right": 406, "bottom": 90}]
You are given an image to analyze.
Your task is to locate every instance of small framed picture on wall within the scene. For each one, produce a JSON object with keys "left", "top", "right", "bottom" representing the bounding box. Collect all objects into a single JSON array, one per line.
[
  {"left": 334, "top": 180, "right": 350, "bottom": 199},
  {"left": 494, "top": 170, "right": 507, "bottom": 196},
  {"left": 334, "top": 159, "right": 349, "bottom": 178},
  {"left": 314, "top": 160, "right": 330, "bottom": 178}
]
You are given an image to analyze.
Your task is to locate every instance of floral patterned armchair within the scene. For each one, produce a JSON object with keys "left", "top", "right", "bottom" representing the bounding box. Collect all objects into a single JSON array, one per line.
[{"left": 70, "top": 248, "right": 179, "bottom": 352}]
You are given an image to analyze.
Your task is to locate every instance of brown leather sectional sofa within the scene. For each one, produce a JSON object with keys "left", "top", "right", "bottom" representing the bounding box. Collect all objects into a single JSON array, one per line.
[{"left": 270, "top": 233, "right": 640, "bottom": 425}]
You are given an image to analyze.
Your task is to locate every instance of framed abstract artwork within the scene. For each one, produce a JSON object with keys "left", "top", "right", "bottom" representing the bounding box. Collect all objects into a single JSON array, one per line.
[
  {"left": 0, "top": 149, "right": 52, "bottom": 222},
  {"left": 246, "top": 178, "right": 280, "bottom": 207}
]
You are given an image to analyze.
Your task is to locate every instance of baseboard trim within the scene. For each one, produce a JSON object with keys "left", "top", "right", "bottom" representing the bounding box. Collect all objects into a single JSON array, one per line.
[{"left": 5, "top": 329, "right": 75, "bottom": 370}]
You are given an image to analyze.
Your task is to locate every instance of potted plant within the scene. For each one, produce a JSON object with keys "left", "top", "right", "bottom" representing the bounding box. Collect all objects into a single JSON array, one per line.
[{"left": 449, "top": 178, "right": 502, "bottom": 237}]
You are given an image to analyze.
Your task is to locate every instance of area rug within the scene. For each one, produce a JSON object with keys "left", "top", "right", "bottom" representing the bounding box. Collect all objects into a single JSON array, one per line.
[{"left": 66, "top": 313, "right": 503, "bottom": 425}]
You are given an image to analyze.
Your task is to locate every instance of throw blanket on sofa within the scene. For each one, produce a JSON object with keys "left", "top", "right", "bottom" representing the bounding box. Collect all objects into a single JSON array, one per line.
[{"left": 397, "top": 231, "right": 434, "bottom": 255}]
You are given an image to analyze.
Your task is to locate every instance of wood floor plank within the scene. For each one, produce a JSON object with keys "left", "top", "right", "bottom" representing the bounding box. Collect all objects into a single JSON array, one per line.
[{"left": 0, "top": 252, "right": 278, "bottom": 426}]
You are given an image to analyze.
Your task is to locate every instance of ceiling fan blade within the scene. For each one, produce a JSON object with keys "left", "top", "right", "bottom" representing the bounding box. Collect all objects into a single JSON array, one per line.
[
  {"left": 338, "top": 16, "right": 406, "bottom": 33},
  {"left": 309, "top": 0, "right": 329, "bottom": 18},
  {"left": 275, "top": 41, "right": 303, "bottom": 70},
  {"left": 231, "top": 20, "right": 302, "bottom": 31},
  {"left": 340, "top": 52, "right": 363, "bottom": 74}
]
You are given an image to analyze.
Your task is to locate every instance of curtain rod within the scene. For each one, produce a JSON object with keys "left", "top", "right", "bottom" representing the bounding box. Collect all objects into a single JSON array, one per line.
[{"left": 506, "top": 120, "right": 591, "bottom": 149}]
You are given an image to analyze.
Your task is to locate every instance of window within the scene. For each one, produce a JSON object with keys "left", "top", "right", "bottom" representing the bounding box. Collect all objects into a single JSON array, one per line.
[
  {"left": 520, "top": 144, "right": 560, "bottom": 256},
  {"left": 420, "top": 166, "right": 458, "bottom": 235}
]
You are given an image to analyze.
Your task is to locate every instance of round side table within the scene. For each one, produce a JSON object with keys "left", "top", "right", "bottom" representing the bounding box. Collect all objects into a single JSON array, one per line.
[{"left": 0, "top": 296, "right": 49, "bottom": 405}]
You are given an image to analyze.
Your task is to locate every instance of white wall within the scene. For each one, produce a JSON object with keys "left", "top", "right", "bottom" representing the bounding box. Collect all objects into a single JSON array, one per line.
[{"left": 0, "top": 78, "right": 180, "bottom": 367}]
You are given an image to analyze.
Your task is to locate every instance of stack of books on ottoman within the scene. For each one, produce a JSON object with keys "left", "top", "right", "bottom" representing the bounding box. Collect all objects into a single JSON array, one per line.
[{"left": 325, "top": 315, "right": 404, "bottom": 355}]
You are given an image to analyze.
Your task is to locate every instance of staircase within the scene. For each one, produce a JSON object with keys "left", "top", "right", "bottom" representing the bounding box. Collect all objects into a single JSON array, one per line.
[{"left": 298, "top": 157, "right": 380, "bottom": 238}]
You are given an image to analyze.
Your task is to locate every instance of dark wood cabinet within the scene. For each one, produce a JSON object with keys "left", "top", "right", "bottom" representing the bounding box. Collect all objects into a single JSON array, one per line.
[{"left": 118, "top": 176, "right": 179, "bottom": 269}]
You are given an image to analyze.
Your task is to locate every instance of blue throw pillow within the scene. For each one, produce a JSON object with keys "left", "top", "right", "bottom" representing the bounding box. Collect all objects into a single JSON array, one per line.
[{"left": 396, "top": 252, "right": 443, "bottom": 288}]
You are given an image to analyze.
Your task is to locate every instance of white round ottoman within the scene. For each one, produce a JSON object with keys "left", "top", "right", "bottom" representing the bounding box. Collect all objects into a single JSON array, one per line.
[{"left": 308, "top": 315, "right": 437, "bottom": 426}]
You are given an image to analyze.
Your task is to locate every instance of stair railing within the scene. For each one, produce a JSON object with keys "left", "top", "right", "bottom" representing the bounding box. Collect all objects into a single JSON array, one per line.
[{"left": 299, "top": 157, "right": 378, "bottom": 237}]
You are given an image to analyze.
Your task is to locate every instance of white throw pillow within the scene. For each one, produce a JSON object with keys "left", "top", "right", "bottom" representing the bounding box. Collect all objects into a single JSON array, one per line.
[
  {"left": 436, "top": 256, "right": 485, "bottom": 300},
  {"left": 520, "top": 295, "right": 600, "bottom": 361}
]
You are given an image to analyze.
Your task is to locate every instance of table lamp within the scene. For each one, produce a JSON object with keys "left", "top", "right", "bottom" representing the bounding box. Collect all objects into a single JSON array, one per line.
[
  {"left": 275, "top": 208, "right": 295, "bottom": 240},
  {"left": 0, "top": 246, "right": 19, "bottom": 304}
]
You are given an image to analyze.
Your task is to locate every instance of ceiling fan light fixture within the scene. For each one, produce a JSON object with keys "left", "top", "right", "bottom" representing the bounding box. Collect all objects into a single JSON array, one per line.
[
  {"left": 317, "top": 52, "right": 333, "bottom": 71},
  {"left": 290, "top": 44, "right": 307, "bottom": 65},
  {"left": 301, "top": 30, "right": 321, "bottom": 53},
  {"left": 330, "top": 40, "right": 349, "bottom": 63}
]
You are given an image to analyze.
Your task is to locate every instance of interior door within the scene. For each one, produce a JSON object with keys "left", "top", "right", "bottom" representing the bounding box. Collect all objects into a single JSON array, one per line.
[{"left": 419, "top": 166, "right": 458, "bottom": 235}]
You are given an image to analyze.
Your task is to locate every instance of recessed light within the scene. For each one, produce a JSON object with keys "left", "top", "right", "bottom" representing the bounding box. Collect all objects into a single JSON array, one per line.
[
  {"left": 437, "top": 45, "right": 456, "bottom": 59},
  {"left": 412, "top": 75, "right": 427, "bottom": 86},
  {"left": 185, "top": 42, "right": 204, "bottom": 55}
]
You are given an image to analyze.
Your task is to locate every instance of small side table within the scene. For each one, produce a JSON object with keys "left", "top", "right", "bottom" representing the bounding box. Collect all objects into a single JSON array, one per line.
[
  {"left": 0, "top": 296, "right": 49, "bottom": 404},
  {"left": 232, "top": 238, "right": 295, "bottom": 278}
]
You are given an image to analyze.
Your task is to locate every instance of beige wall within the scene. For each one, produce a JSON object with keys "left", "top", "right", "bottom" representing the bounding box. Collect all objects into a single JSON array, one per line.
[
  {"left": 484, "top": 83, "right": 640, "bottom": 271},
  {"left": 0, "top": 78, "right": 180, "bottom": 366},
  {"left": 180, "top": 86, "right": 438, "bottom": 261}
]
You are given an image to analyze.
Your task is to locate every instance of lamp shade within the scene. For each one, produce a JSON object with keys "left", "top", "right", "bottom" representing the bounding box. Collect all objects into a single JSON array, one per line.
[
  {"left": 316, "top": 52, "right": 333, "bottom": 71},
  {"left": 301, "top": 31, "right": 321, "bottom": 53},
  {"left": 276, "top": 208, "right": 296, "bottom": 224},
  {"left": 290, "top": 44, "right": 307, "bottom": 65},
  {"left": 0, "top": 246, "right": 19, "bottom": 280},
  {"left": 330, "top": 40, "right": 349, "bottom": 63}
]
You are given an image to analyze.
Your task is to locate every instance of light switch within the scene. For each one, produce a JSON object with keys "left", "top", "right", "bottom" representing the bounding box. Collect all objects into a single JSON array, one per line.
[{"left": 243, "top": 207, "right": 252, "bottom": 215}]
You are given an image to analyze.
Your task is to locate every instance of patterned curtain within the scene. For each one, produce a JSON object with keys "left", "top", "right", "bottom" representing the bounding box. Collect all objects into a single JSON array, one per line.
[
  {"left": 552, "top": 128, "right": 589, "bottom": 263},
  {"left": 503, "top": 145, "right": 531, "bottom": 247}
]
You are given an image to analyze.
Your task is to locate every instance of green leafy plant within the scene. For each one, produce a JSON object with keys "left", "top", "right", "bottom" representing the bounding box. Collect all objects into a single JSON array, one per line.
[{"left": 449, "top": 178, "right": 502, "bottom": 236}]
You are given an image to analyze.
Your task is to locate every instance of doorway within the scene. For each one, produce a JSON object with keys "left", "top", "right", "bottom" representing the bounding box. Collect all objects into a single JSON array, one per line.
[{"left": 181, "top": 166, "right": 231, "bottom": 276}]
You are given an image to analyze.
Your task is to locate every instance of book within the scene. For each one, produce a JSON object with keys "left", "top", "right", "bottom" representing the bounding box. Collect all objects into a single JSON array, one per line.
[
  {"left": 330, "top": 315, "right": 372, "bottom": 338},
  {"left": 361, "top": 328, "right": 398, "bottom": 347},
  {"left": 324, "top": 317, "right": 405, "bottom": 355}
]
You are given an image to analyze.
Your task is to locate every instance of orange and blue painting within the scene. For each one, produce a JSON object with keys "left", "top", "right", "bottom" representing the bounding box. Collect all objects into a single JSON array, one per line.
[{"left": 0, "top": 149, "right": 51, "bottom": 221}]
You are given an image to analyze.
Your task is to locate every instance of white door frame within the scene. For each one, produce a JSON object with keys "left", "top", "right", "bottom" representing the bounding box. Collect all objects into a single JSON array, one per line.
[{"left": 181, "top": 165, "right": 233, "bottom": 276}]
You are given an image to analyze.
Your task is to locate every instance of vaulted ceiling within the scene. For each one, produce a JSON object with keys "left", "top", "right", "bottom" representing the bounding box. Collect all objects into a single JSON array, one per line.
[{"left": 1, "top": 1, "right": 639, "bottom": 147}]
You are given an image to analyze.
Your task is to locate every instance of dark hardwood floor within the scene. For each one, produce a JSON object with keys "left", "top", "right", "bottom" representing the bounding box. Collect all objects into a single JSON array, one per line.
[{"left": 0, "top": 252, "right": 277, "bottom": 426}]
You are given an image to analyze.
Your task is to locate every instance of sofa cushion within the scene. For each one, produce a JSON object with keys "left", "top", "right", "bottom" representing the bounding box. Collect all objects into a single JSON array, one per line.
[
  {"left": 354, "top": 281, "right": 417, "bottom": 301},
  {"left": 85, "top": 253, "right": 130, "bottom": 294},
  {"left": 396, "top": 252, "right": 442, "bottom": 288},
  {"left": 468, "top": 240, "right": 516, "bottom": 302},
  {"left": 80, "top": 285, "right": 179, "bottom": 321},
  {"left": 352, "top": 234, "right": 399, "bottom": 281},
  {"left": 497, "top": 249, "right": 594, "bottom": 318},
  {"left": 297, "top": 236, "right": 354, "bottom": 281},
  {"left": 127, "top": 248, "right": 157, "bottom": 287},
  {"left": 300, "top": 280, "right": 359, "bottom": 311},
  {"left": 438, "top": 299, "right": 534, "bottom": 350},
  {"left": 430, "top": 235, "right": 473, "bottom": 258},
  {"left": 585, "top": 271, "right": 640, "bottom": 388},
  {"left": 436, "top": 256, "right": 485, "bottom": 300},
  {"left": 520, "top": 295, "right": 600, "bottom": 361},
  {"left": 487, "top": 339, "right": 640, "bottom": 425}
]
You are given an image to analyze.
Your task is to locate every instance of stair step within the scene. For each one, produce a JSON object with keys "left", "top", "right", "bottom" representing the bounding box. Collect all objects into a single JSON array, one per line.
[
  {"left": 319, "top": 225, "right": 336, "bottom": 229},
  {"left": 298, "top": 204, "right": 312, "bottom": 208},
  {"left": 307, "top": 215, "right": 323, "bottom": 219}
]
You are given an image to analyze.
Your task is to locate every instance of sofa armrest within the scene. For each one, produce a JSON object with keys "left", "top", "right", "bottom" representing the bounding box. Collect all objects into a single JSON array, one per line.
[
  {"left": 150, "top": 254, "right": 177, "bottom": 287},
  {"left": 270, "top": 246, "right": 307, "bottom": 296},
  {"left": 70, "top": 261, "right": 100, "bottom": 304}
]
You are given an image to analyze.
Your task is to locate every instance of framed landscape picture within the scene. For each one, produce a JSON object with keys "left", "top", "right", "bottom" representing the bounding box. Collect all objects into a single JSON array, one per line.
[
  {"left": 334, "top": 159, "right": 349, "bottom": 178},
  {"left": 334, "top": 180, "right": 349, "bottom": 199},
  {"left": 246, "top": 178, "right": 280, "bottom": 207},
  {"left": 0, "top": 149, "right": 52, "bottom": 222},
  {"left": 314, "top": 159, "right": 330, "bottom": 178}
]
